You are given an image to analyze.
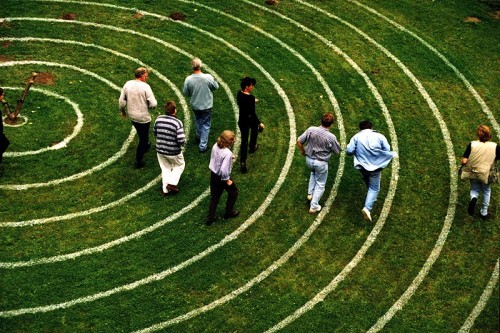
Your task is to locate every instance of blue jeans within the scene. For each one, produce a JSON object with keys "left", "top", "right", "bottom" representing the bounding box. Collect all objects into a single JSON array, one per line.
[
  {"left": 306, "top": 157, "right": 329, "bottom": 210},
  {"left": 194, "top": 108, "right": 212, "bottom": 152},
  {"left": 360, "top": 168, "right": 382, "bottom": 211},
  {"left": 470, "top": 179, "right": 491, "bottom": 216}
]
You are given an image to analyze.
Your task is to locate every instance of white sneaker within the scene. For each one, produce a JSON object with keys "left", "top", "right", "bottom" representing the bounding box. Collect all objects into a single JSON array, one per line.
[
  {"left": 307, "top": 194, "right": 312, "bottom": 201},
  {"left": 309, "top": 205, "right": 321, "bottom": 214},
  {"left": 362, "top": 207, "right": 372, "bottom": 222}
]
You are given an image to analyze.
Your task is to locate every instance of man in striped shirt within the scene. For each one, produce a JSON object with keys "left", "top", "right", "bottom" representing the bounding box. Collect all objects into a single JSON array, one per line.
[
  {"left": 153, "top": 101, "right": 186, "bottom": 196},
  {"left": 297, "top": 112, "right": 342, "bottom": 214}
]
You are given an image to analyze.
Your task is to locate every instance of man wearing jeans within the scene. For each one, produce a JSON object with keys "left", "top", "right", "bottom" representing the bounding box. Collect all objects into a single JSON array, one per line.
[
  {"left": 346, "top": 120, "right": 396, "bottom": 222},
  {"left": 297, "top": 112, "right": 341, "bottom": 214},
  {"left": 182, "top": 58, "right": 219, "bottom": 153}
]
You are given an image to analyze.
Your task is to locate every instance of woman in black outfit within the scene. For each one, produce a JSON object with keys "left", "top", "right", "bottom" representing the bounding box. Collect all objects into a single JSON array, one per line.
[{"left": 237, "top": 76, "right": 264, "bottom": 173}]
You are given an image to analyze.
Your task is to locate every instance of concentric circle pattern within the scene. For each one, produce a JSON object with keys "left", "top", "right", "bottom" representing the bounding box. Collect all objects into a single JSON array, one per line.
[{"left": 0, "top": 1, "right": 498, "bottom": 332}]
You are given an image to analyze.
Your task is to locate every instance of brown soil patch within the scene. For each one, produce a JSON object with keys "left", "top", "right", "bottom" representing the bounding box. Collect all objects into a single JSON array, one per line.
[
  {"left": 170, "top": 12, "right": 186, "bottom": 21},
  {"left": 463, "top": 16, "right": 481, "bottom": 23},
  {"left": 493, "top": 11, "right": 500, "bottom": 19},
  {"left": 61, "top": 13, "right": 77, "bottom": 20},
  {"left": 0, "top": 55, "right": 10, "bottom": 62},
  {"left": 265, "top": 0, "right": 279, "bottom": 5},
  {"left": 133, "top": 12, "right": 144, "bottom": 19},
  {"left": 34, "top": 72, "right": 56, "bottom": 85},
  {"left": 371, "top": 68, "right": 381, "bottom": 75},
  {"left": 2, "top": 41, "right": 11, "bottom": 48}
]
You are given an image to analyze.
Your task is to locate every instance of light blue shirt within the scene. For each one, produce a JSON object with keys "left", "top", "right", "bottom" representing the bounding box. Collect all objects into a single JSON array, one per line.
[
  {"left": 182, "top": 73, "right": 219, "bottom": 110},
  {"left": 346, "top": 129, "right": 395, "bottom": 171}
]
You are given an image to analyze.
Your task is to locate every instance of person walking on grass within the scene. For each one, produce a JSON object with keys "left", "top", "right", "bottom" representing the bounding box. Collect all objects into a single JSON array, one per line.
[
  {"left": 346, "top": 120, "right": 396, "bottom": 222},
  {"left": 460, "top": 125, "right": 499, "bottom": 220},
  {"left": 237, "top": 76, "right": 264, "bottom": 173},
  {"left": 119, "top": 67, "right": 158, "bottom": 169},
  {"left": 0, "top": 88, "right": 11, "bottom": 165},
  {"left": 297, "top": 112, "right": 341, "bottom": 214},
  {"left": 153, "top": 101, "right": 186, "bottom": 196},
  {"left": 182, "top": 57, "right": 219, "bottom": 153},
  {"left": 206, "top": 130, "right": 239, "bottom": 226}
]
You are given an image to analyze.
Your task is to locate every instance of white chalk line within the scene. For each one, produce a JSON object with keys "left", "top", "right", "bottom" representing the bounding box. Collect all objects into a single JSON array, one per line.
[
  {"left": 1, "top": 86, "right": 84, "bottom": 155},
  {"left": 0, "top": 60, "right": 136, "bottom": 190},
  {"left": 256, "top": 1, "right": 460, "bottom": 331},
  {"left": 133, "top": 1, "right": 398, "bottom": 331},
  {"left": 459, "top": 259, "right": 499, "bottom": 332},
  {"left": 348, "top": 0, "right": 499, "bottom": 135},
  {"left": 348, "top": 1, "right": 500, "bottom": 330},
  {"left": 0, "top": 4, "right": 297, "bottom": 316}
]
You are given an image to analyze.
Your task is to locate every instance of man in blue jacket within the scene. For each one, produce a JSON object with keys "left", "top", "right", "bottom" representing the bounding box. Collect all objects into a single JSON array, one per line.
[{"left": 346, "top": 120, "right": 396, "bottom": 222}]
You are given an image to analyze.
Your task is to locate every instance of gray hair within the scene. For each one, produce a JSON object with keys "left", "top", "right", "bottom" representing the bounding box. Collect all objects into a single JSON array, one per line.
[{"left": 191, "top": 57, "right": 202, "bottom": 70}]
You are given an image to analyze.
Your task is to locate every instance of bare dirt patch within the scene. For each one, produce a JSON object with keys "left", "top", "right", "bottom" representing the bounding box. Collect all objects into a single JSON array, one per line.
[
  {"left": 265, "top": 0, "right": 279, "bottom": 4},
  {"left": 170, "top": 12, "right": 186, "bottom": 21},
  {"left": 34, "top": 72, "right": 56, "bottom": 86},
  {"left": 61, "top": 13, "right": 77, "bottom": 20},
  {"left": 463, "top": 16, "right": 481, "bottom": 23},
  {"left": 133, "top": 12, "right": 144, "bottom": 19},
  {"left": 0, "top": 55, "right": 10, "bottom": 62},
  {"left": 492, "top": 11, "right": 500, "bottom": 19},
  {"left": 2, "top": 41, "right": 11, "bottom": 48}
]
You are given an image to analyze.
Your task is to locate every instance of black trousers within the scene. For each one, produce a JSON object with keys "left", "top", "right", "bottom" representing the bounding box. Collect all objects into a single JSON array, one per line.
[
  {"left": 208, "top": 171, "right": 238, "bottom": 221},
  {"left": 131, "top": 121, "right": 151, "bottom": 164},
  {"left": 238, "top": 122, "right": 259, "bottom": 164},
  {"left": 0, "top": 133, "right": 10, "bottom": 163}
]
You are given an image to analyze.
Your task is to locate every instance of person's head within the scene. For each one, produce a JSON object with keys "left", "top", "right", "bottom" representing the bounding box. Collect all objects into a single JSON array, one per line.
[
  {"left": 191, "top": 57, "right": 202, "bottom": 71},
  {"left": 216, "top": 130, "right": 236, "bottom": 149},
  {"left": 476, "top": 125, "right": 491, "bottom": 142},
  {"left": 240, "top": 76, "right": 256, "bottom": 91},
  {"left": 321, "top": 112, "right": 334, "bottom": 128},
  {"left": 134, "top": 67, "right": 149, "bottom": 80},
  {"left": 359, "top": 120, "right": 373, "bottom": 130},
  {"left": 164, "top": 101, "right": 177, "bottom": 115}
]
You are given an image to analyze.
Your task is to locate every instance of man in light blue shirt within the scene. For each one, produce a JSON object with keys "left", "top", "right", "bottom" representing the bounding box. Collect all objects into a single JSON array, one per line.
[
  {"left": 182, "top": 58, "right": 219, "bottom": 153},
  {"left": 346, "top": 120, "right": 396, "bottom": 222}
]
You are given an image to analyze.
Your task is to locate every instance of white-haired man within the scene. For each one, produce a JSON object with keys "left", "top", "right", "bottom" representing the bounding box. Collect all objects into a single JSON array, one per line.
[{"left": 182, "top": 58, "right": 219, "bottom": 153}]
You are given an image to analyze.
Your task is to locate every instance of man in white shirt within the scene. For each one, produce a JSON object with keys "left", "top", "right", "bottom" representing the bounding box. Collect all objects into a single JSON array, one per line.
[{"left": 119, "top": 67, "right": 157, "bottom": 168}]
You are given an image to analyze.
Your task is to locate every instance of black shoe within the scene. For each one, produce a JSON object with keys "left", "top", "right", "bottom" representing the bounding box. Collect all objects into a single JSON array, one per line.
[
  {"left": 249, "top": 144, "right": 259, "bottom": 154},
  {"left": 206, "top": 218, "right": 215, "bottom": 226},
  {"left": 135, "top": 161, "right": 145, "bottom": 169},
  {"left": 223, "top": 210, "right": 240, "bottom": 219},
  {"left": 467, "top": 197, "right": 477, "bottom": 215},
  {"left": 480, "top": 213, "right": 490, "bottom": 220},
  {"left": 240, "top": 163, "right": 247, "bottom": 173}
]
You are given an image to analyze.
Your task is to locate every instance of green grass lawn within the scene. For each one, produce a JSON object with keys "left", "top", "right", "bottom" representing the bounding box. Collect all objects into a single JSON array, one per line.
[{"left": 0, "top": 0, "right": 498, "bottom": 332}]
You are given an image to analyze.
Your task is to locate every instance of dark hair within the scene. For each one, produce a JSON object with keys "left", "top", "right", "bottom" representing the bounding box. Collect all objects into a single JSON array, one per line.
[
  {"left": 0, "top": 88, "right": 3, "bottom": 96},
  {"left": 321, "top": 113, "right": 334, "bottom": 128},
  {"left": 477, "top": 125, "right": 491, "bottom": 142},
  {"left": 164, "top": 101, "right": 176, "bottom": 115},
  {"left": 359, "top": 120, "right": 372, "bottom": 130},
  {"left": 240, "top": 76, "right": 256, "bottom": 90}
]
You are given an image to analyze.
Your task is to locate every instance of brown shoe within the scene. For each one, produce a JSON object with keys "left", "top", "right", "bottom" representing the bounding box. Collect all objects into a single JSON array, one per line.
[{"left": 166, "top": 184, "right": 179, "bottom": 194}]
